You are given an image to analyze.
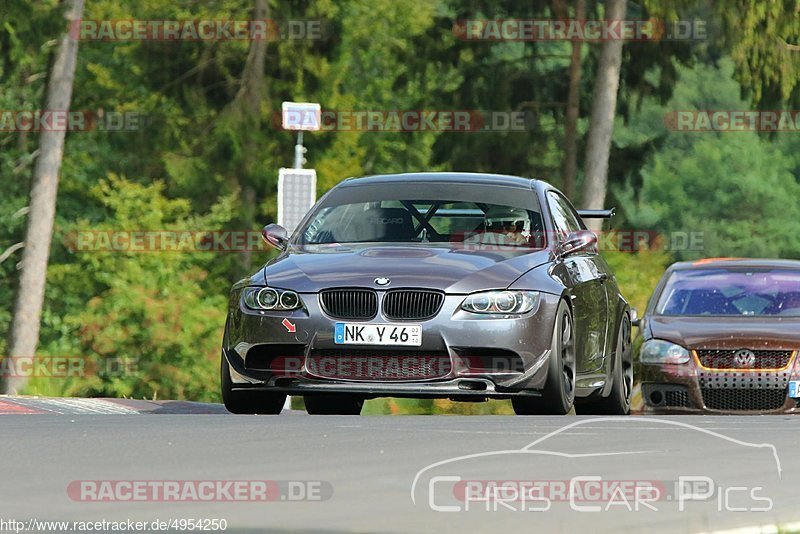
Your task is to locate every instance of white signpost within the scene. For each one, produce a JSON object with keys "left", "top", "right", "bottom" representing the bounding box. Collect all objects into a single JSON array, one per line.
[
  {"left": 279, "top": 101, "right": 321, "bottom": 411},
  {"left": 281, "top": 101, "right": 321, "bottom": 131},
  {"left": 277, "top": 168, "right": 317, "bottom": 234},
  {"left": 281, "top": 101, "right": 321, "bottom": 169},
  {"left": 278, "top": 101, "right": 320, "bottom": 234}
]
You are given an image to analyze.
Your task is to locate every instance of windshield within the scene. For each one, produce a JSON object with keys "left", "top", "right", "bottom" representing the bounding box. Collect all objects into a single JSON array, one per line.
[
  {"left": 656, "top": 268, "right": 800, "bottom": 316},
  {"left": 298, "top": 195, "right": 545, "bottom": 248}
]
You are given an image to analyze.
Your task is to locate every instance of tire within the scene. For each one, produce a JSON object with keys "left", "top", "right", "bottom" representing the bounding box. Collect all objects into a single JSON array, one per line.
[
  {"left": 220, "top": 353, "right": 286, "bottom": 415},
  {"left": 513, "top": 300, "right": 576, "bottom": 415},
  {"left": 304, "top": 395, "right": 364, "bottom": 415},
  {"left": 575, "top": 314, "right": 632, "bottom": 415}
]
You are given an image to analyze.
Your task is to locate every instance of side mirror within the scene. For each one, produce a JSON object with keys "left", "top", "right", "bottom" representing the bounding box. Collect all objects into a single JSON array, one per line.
[
  {"left": 558, "top": 230, "right": 597, "bottom": 258},
  {"left": 630, "top": 308, "right": 641, "bottom": 327},
  {"left": 262, "top": 224, "right": 289, "bottom": 251}
]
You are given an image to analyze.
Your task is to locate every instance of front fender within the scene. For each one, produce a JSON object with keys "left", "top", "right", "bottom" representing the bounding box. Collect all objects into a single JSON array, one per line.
[{"left": 507, "top": 262, "right": 566, "bottom": 295}]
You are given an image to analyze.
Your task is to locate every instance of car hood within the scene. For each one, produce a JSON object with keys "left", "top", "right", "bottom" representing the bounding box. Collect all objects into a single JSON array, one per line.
[
  {"left": 256, "top": 243, "right": 552, "bottom": 294},
  {"left": 647, "top": 316, "right": 800, "bottom": 350}
]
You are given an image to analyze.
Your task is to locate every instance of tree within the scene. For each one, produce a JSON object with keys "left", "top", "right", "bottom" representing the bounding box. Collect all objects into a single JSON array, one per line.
[
  {"left": 717, "top": 0, "right": 800, "bottom": 108},
  {"left": 581, "top": 0, "right": 625, "bottom": 231},
  {"left": 554, "top": 0, "right": 585, "bottom": 199},
  {"left": 617, "top": 58, "right": 800, "bottom": 260},
  {"left": 222, "top": 0, "right": 268, "bottom": 271},
  {"left": 2, "top": 0, "right": 84, "bottom": 394}
]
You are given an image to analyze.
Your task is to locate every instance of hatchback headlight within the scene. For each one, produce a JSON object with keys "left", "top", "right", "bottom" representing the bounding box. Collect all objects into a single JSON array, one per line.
[
  {"left": 461, "top": 291, "right": 540, "bottom": 315},
  {"left": 242, "top": 287, "right": 303, "bottom": 311},
  {"left": 640, "top": 339, "right": 690, "bottom": 364}
]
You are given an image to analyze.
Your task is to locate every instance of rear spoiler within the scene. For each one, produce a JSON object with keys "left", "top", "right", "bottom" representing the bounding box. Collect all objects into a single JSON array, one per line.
[{"left": 577, "top": 208, "right": 615, "bottom": 219}]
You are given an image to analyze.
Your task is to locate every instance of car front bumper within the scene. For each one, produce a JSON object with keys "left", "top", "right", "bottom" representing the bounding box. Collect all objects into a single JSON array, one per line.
[
  {"left": 222, "top": 291, "right": 564, "bottom": 399},
  {"left": 636, "top": 358, "right": 800, "bottom": 415}
]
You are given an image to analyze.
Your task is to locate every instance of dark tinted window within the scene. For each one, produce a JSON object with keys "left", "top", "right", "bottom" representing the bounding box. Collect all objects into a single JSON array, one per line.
[
  {"left": 547, "top": 191, "right": 583, "bottom": 239},
  {"left": 300, "top": 199, "right": 544, "bottom": 247},
  {"left": 657, "top": 268, "right": 800, "bottom": 316}
]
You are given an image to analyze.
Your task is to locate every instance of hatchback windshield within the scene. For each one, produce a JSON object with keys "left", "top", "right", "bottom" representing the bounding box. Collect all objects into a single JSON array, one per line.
[
  {"left": 656, "top": 268, "right": 800, "bottom": 316},
  {"left": 299, "top": 198, "right": 545, "bottom": 247}
]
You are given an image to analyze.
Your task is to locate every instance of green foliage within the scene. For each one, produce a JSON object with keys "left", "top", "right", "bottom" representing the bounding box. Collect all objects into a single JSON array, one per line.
[
  {"left": 717, "top": 0, "right": 800, "bottom": 108},
  {"left": 26, "top": 176, "right": 235, "bottom": 401},
  {"left": 603, "top": 250, "right": 671, "bottom": 313},
  {"left": 616, "top": 59, "right": 800, "bottom": 260},
  {"left": 362, "top": 398, "right": 514, "bottom": 415}
]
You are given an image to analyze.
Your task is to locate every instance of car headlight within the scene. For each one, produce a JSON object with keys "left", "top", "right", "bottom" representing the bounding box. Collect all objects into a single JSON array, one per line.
[
  {"left": 242, "top": 287, "right": 303, "bottom": 311},
  {"left": 640, "top": 339, "right": 690, "bottom": 364},
  {"left": 461, "top": 291, "right": 540, "bottom": 315}
]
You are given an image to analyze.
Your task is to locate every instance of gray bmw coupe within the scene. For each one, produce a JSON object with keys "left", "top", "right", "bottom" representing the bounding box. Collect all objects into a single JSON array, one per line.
[{"left": 221, "top": 172, "right": 632, "bottom": 415}]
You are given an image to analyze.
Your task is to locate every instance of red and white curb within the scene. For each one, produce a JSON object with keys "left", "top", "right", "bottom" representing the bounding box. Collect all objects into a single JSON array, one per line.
[{"left": 0, "top": 396, "right": 230, "bottom": 415}]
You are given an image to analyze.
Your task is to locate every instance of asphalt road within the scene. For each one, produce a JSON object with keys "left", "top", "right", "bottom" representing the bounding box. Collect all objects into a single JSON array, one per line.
[{"left": 2, "top": 406, "right": 799, "bottom": 533}]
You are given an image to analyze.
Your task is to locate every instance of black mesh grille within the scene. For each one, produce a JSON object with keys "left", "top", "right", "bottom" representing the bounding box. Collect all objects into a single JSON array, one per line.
[
  {"left": 642, "top": 384, "right": 690, "bottom": 408},
  {"left": 696, "top": 349, "right": 794, "bottom": 370},
  {"left": 244, "top": 344, "right": 305, "bottom": 371},
  {"left": 701, "top": 388, "right": 787, "bottom": 411},
  {"left": 382, "top": 290, "right": 444, "bottom": 320},
  {"left": 665, "top": 389, "right": 690, "bottom": 407},
  {"left": 320, "top": 289, "right": 377, "bottom": 320},
  {"left": 698, "top": 370, "right": 791, "bottom": 389},
  {"left": 454, "top": 348, "right": 525, "bottom": 373},
  {"left": 306, "top": 350, "right": 451, "bottom": 381}
]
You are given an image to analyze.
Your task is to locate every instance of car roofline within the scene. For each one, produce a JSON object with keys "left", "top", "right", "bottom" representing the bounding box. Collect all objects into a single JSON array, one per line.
[
  {"left": 669, "top": 258, "right": 800, "bottom": 271},
  {"left": 340, "top": 172, "right": 539, "bottom": 190}
]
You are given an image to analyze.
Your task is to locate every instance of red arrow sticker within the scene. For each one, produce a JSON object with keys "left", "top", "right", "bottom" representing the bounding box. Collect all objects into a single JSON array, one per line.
[{"left": 281, "top": 318, "right": 296, "bottom": 333}]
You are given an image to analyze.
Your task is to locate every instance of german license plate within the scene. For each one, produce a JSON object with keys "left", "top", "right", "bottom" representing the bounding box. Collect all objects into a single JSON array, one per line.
[
  {"left": 789, "top": 381, "right": 800, "bottom": 398},
  {"left": 334, "top": 323, "right": 422, "bottom": 346}
]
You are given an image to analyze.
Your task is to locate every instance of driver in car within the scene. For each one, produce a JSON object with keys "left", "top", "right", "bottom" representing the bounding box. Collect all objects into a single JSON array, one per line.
[{"left": 483, "top": 205, "right": 530, "bottom": 246}]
